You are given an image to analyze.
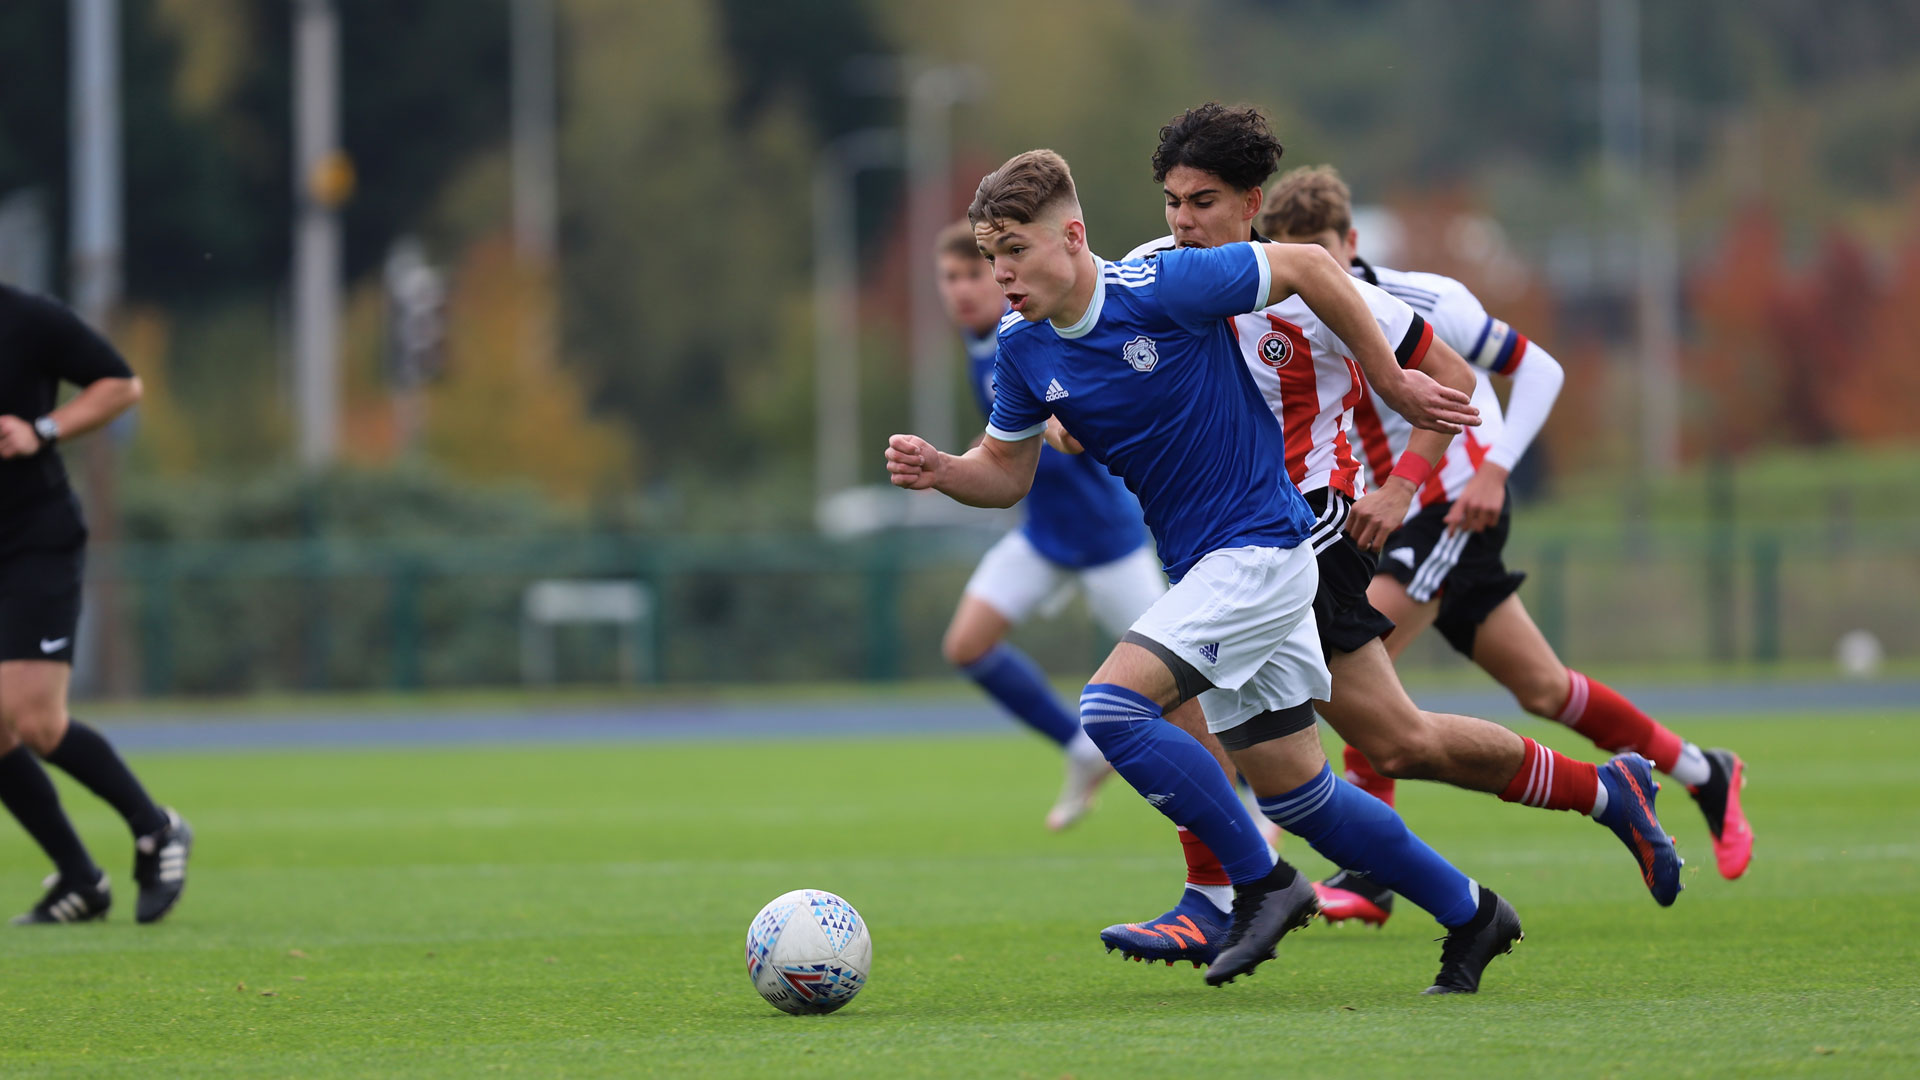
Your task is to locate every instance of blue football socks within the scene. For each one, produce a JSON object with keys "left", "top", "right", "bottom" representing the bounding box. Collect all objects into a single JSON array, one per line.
[
  {"left": 1079, "top": 683, "right": 1274, "bottom": 884},
  {"left": 962, "top": 644, "right": 1082, "bottom": 749},
  {"left": 1261, "top": 764, "right": 1480, "bottom": 928}
]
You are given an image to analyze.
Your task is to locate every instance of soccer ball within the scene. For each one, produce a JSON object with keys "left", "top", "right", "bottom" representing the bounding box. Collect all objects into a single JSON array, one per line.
[{"left": 744, "top": 889, "right": 871, "bottom": 1015}]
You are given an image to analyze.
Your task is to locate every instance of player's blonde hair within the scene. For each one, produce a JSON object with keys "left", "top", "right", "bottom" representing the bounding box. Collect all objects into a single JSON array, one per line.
[
  {"left": 967, "top": 150, "right": 1080, "bottom": 233},
  {"left": 1260, "top": 165, "right": 1353, "bottom": 239}
]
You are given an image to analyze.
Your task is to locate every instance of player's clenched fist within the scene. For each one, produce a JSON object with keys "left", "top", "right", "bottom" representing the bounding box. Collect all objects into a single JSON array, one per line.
[{"left": 885, "top": 433, "right": 942, "bottom": 490}]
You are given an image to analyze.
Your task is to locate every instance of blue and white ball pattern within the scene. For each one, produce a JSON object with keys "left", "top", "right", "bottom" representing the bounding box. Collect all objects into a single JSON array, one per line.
[{"left": 745, "top": 889, "right": 872, "bottom": 1015}]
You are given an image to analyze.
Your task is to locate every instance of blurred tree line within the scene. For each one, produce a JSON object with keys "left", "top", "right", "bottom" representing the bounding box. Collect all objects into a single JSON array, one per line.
[{"left": 2, "top": 0, "right": 1919, "bottom": 542}]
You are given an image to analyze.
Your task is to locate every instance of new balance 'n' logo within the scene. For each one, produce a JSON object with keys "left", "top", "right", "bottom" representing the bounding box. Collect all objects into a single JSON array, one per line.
[{"left": 1044, "top": 378, "right": 1069, "bottom": 402}]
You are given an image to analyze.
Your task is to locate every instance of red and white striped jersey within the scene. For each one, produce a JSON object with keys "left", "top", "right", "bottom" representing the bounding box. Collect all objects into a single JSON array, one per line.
[
  {"left": 1124, "top": 236, "right": 1433, "bottom": 499},
  {"left": 1346, "top": 259, "right": 1530, "bottom": 514}
]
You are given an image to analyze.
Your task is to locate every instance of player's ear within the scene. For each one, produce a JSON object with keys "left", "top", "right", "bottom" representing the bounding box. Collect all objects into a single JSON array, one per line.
[
  {"left": 1062, "top": 217, "right": 1086, "bottom": 254},
  {"left": 1244, "top": 185, "right": 1263, "bottom": 224}
]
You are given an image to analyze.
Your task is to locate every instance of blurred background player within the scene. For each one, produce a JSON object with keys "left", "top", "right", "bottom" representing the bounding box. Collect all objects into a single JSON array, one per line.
[
  {"left": 1100, "top": 105, "right": 1682, "bottom": 965},
  {"left": 933, "top": 221, "right": 1170, "bottom": 830},
  {"left": 0, "top": 283, "right": 192, "bottom": 925},
  {"left": 1263, "top": 165, "right": 1752, "bottom": 924}
]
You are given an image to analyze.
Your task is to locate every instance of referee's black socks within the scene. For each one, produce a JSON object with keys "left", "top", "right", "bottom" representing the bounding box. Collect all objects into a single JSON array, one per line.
[
  {"left": 0, "top": 745, "right": 101, "bottom": 883},
  {"left": 44, "top": 720, "right": 168, "bottom": 838}
]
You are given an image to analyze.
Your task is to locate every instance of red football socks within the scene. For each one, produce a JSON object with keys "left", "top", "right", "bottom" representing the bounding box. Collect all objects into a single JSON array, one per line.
[
  {"left": 1556, "top": 669, "right": 1683, "bottom": 775},
  {"left": 1178, "top": 826, "right": 1231, "bottom": 887},
  {"left": 1341, "top": 744, "right": 1397, "bottom": 808},
  {"left": 1499, "top": 735, "right": 1601, "bottom": 814}
]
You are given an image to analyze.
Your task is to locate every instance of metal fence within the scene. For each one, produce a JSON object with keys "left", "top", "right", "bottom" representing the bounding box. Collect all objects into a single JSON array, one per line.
[{"left": 90, "top": 521, "right": 1917, "bottom": 697}]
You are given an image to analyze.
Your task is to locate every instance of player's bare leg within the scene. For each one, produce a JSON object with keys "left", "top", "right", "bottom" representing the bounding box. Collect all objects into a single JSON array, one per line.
[
  {"left": 1368, "top": 575, "right": 1437, "bottom": 661},
  {"left": 942, "top": 593, "right": 1111, "bottom": 830},
  {"left": 1472, "top": 595, "right": 1752, "bottom": 879}
]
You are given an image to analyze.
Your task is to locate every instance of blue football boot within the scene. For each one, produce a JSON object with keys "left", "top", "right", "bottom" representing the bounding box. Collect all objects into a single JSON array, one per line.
[
  {"left": 1099, "top": 887, "right": 1231, "bottom": 968},
  {"left": 1597, "top": 752, "right": 1684, "bottom": 906}
]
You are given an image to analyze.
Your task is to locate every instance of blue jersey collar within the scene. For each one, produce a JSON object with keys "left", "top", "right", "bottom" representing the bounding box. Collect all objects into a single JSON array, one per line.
[{"left": 1050, "top": 258, "right": 1107, "bottom": 340}]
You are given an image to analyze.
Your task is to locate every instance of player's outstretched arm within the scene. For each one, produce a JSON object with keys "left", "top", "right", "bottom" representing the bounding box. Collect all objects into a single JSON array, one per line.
[
  {"left": 1259, "top": 243, "right": 1477, "bottom": 434},
  {"left": 1347, "top": 338, "right": 1477, "bottom": 548},
  {"left": 885, "top": 431, "right": 1040, "bottom": 509}
]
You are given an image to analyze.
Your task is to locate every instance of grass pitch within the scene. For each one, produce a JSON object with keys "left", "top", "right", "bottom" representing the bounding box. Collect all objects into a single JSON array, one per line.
[{"left": 1, "top": 709, "right": 1915, "bottom": 1077}]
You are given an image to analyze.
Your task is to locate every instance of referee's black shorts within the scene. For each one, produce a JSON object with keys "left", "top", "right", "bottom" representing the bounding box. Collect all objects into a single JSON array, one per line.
[
  {"left": 0, "top": 495, "right": 87, "bottom": 665},
  {"left": 1302, "top": 487, "right": 1396, "bottom": 656},
  {"left": 1373, "top": 485, "right": 1526, "bottom": 658}
]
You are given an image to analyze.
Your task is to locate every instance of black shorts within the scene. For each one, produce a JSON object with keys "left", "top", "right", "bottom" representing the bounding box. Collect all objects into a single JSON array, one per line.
[
  {"left": 0, "top": 496, "right": 86, "bottom": 665},
  {"left": 1375, "top": 487, "right": 1526, "bottom": 657},
  {"left": 1302, "top": 488, "right": 1396, "bottom": 655}
]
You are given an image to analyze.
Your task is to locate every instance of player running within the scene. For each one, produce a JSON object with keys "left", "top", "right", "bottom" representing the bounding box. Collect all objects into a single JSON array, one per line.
[
  {"left": 1262, "top": 164, "right": 1752, "bottom": 925},
  {"left": 0, "top": 282, "right": 193, "bottom": 925},
  {"left": 933, "top": 220, "right": 1165, "bottom": 830},
  {"left": 1096, "top": 104, "right": 1683, "bottom": 965},
  {"left": 889, "top": 148, "right": 1524, "bottom": 994}
]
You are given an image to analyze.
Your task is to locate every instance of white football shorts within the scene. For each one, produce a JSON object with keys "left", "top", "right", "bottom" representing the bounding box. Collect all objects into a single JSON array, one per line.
[
  {"left": 964, "top": 530, "right": 1166, "bottom": 639},
  {"left": 1127, "top": 543, "right": 1331, "bottom": 733}
]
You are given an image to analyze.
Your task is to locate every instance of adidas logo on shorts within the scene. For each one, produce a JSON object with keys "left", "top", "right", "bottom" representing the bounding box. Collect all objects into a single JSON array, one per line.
[
  {"left": 1044, "top": 378, "right": 1070, "bottom": 402},
  {"left": 1198, "top": 642, "right": 1219, "bottom": 664}
]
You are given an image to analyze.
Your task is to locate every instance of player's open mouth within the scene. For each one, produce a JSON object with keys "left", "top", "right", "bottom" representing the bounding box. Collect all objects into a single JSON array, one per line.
[{"left": 1007, "top": 293, "right": 1028, "bottom": 311}]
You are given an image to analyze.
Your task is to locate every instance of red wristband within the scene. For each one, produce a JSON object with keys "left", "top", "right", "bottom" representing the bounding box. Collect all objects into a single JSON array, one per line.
[{"left": 1390, "top": 451, "right": 1433, "bottom": 488}]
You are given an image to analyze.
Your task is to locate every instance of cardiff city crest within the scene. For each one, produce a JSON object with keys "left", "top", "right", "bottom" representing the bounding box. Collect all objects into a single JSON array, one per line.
[{"left": 1122, "top": 335, "right": 1159, "bottom": 372}]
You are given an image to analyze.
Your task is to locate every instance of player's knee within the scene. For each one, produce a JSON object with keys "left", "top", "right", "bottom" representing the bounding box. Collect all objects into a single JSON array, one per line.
[
  {"left": 1511, "top": 669, "right": 1570, "bottom": 719},
  {"left": 4, "top": 700, "right": 66, "bottom": 755},
  {"left": 941, "top": 627, "right": 992, "bottom": 669},
  {"left": 1349, "top": 711, "right": 1444, "bottom": 780},
  {"left": 1369, "top": 739, "right": 1440, "bottom": 781}
]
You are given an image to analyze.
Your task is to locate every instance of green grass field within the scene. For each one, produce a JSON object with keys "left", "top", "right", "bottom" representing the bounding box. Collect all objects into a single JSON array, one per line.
[{"left": 2, "top": 711, "right": 1916, "bottom": 1078}]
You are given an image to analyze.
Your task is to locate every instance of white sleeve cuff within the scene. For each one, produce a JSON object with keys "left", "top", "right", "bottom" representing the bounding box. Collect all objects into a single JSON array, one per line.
[
  {"left": 1484, "top": 443, "right": 1524, "bottom": 472},
  {"left": 985, "top": 422, "right": 1046, "bottom": 442},
  {"left": 1250, "top": 242, "right": 1273, "bottom": 310}
]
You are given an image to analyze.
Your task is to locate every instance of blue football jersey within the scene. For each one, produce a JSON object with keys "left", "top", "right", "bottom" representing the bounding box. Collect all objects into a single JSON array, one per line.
[
  {"left": 984, "top": 244, "right": 1314, "bottom": 581},
  {"left": 964, "top": 323, "right": 1147, "bottom": 569}
]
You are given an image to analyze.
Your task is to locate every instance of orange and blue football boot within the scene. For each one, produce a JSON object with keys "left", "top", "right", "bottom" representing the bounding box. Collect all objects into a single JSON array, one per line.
[
  {"left": 1597, "top": 752, "right": 1683, "bottom": 906},
  {"left": 1099, "top": 888, "right": 1229, "bottom": 967},
  {"left": 1689, "top": 748, "right": 1752, "bottom": 879}
]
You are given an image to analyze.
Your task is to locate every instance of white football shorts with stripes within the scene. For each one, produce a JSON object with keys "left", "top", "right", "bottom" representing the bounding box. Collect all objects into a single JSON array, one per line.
[
  {"left": 964, "top": 530, "right": 1167, "bottom": 638},
  {"left": 1127, "top": 543, "right": 1331, "bottom": 734}
]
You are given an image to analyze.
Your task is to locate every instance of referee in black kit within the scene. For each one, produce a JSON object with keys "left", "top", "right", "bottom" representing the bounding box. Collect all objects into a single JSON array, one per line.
[{"left": 0, "top": 281, "right": 191, "bottom": 924}]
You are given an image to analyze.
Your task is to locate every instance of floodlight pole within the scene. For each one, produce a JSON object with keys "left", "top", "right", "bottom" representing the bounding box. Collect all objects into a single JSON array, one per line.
[
  {"left": 812, "top": 129, "right": 901, "bottom": 502},
  {"left": 1600, "top": 0, "right": 1678, "bottom": 480},
  {"left": 69, "top": 0, "right": 129, "bottom": 697},
  {"left": 293, "top": 0, "right": 342, "bottom": 468},
  {"left": 905, "top": 65, "right": 981, "bottom": 458},
  {"left": 511, "top": 0, "right": 558, "bottom": 264}
]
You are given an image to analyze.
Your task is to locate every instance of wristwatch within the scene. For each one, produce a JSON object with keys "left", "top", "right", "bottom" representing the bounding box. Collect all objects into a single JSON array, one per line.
[{"left": 33, "top": 415, "right": 60, "bottom": 448}]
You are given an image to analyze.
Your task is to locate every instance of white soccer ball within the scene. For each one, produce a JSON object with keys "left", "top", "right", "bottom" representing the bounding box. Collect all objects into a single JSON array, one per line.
[
  {"left": 1836, "top": 629, "right": 1884, "bottom": 678},
  {"left": 744, "top": 889, "right": 871, "bottom": 1015}
]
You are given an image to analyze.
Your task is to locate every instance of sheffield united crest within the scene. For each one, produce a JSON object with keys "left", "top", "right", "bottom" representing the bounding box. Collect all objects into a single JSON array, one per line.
[{"left": 1256, "top": 330, "right": 1293, "bottom": 368}]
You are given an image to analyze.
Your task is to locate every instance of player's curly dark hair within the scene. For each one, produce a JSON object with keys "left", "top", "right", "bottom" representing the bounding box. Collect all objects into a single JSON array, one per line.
[{"left": 1151, "top": 103, "right": 1285, "bottom": 193}]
